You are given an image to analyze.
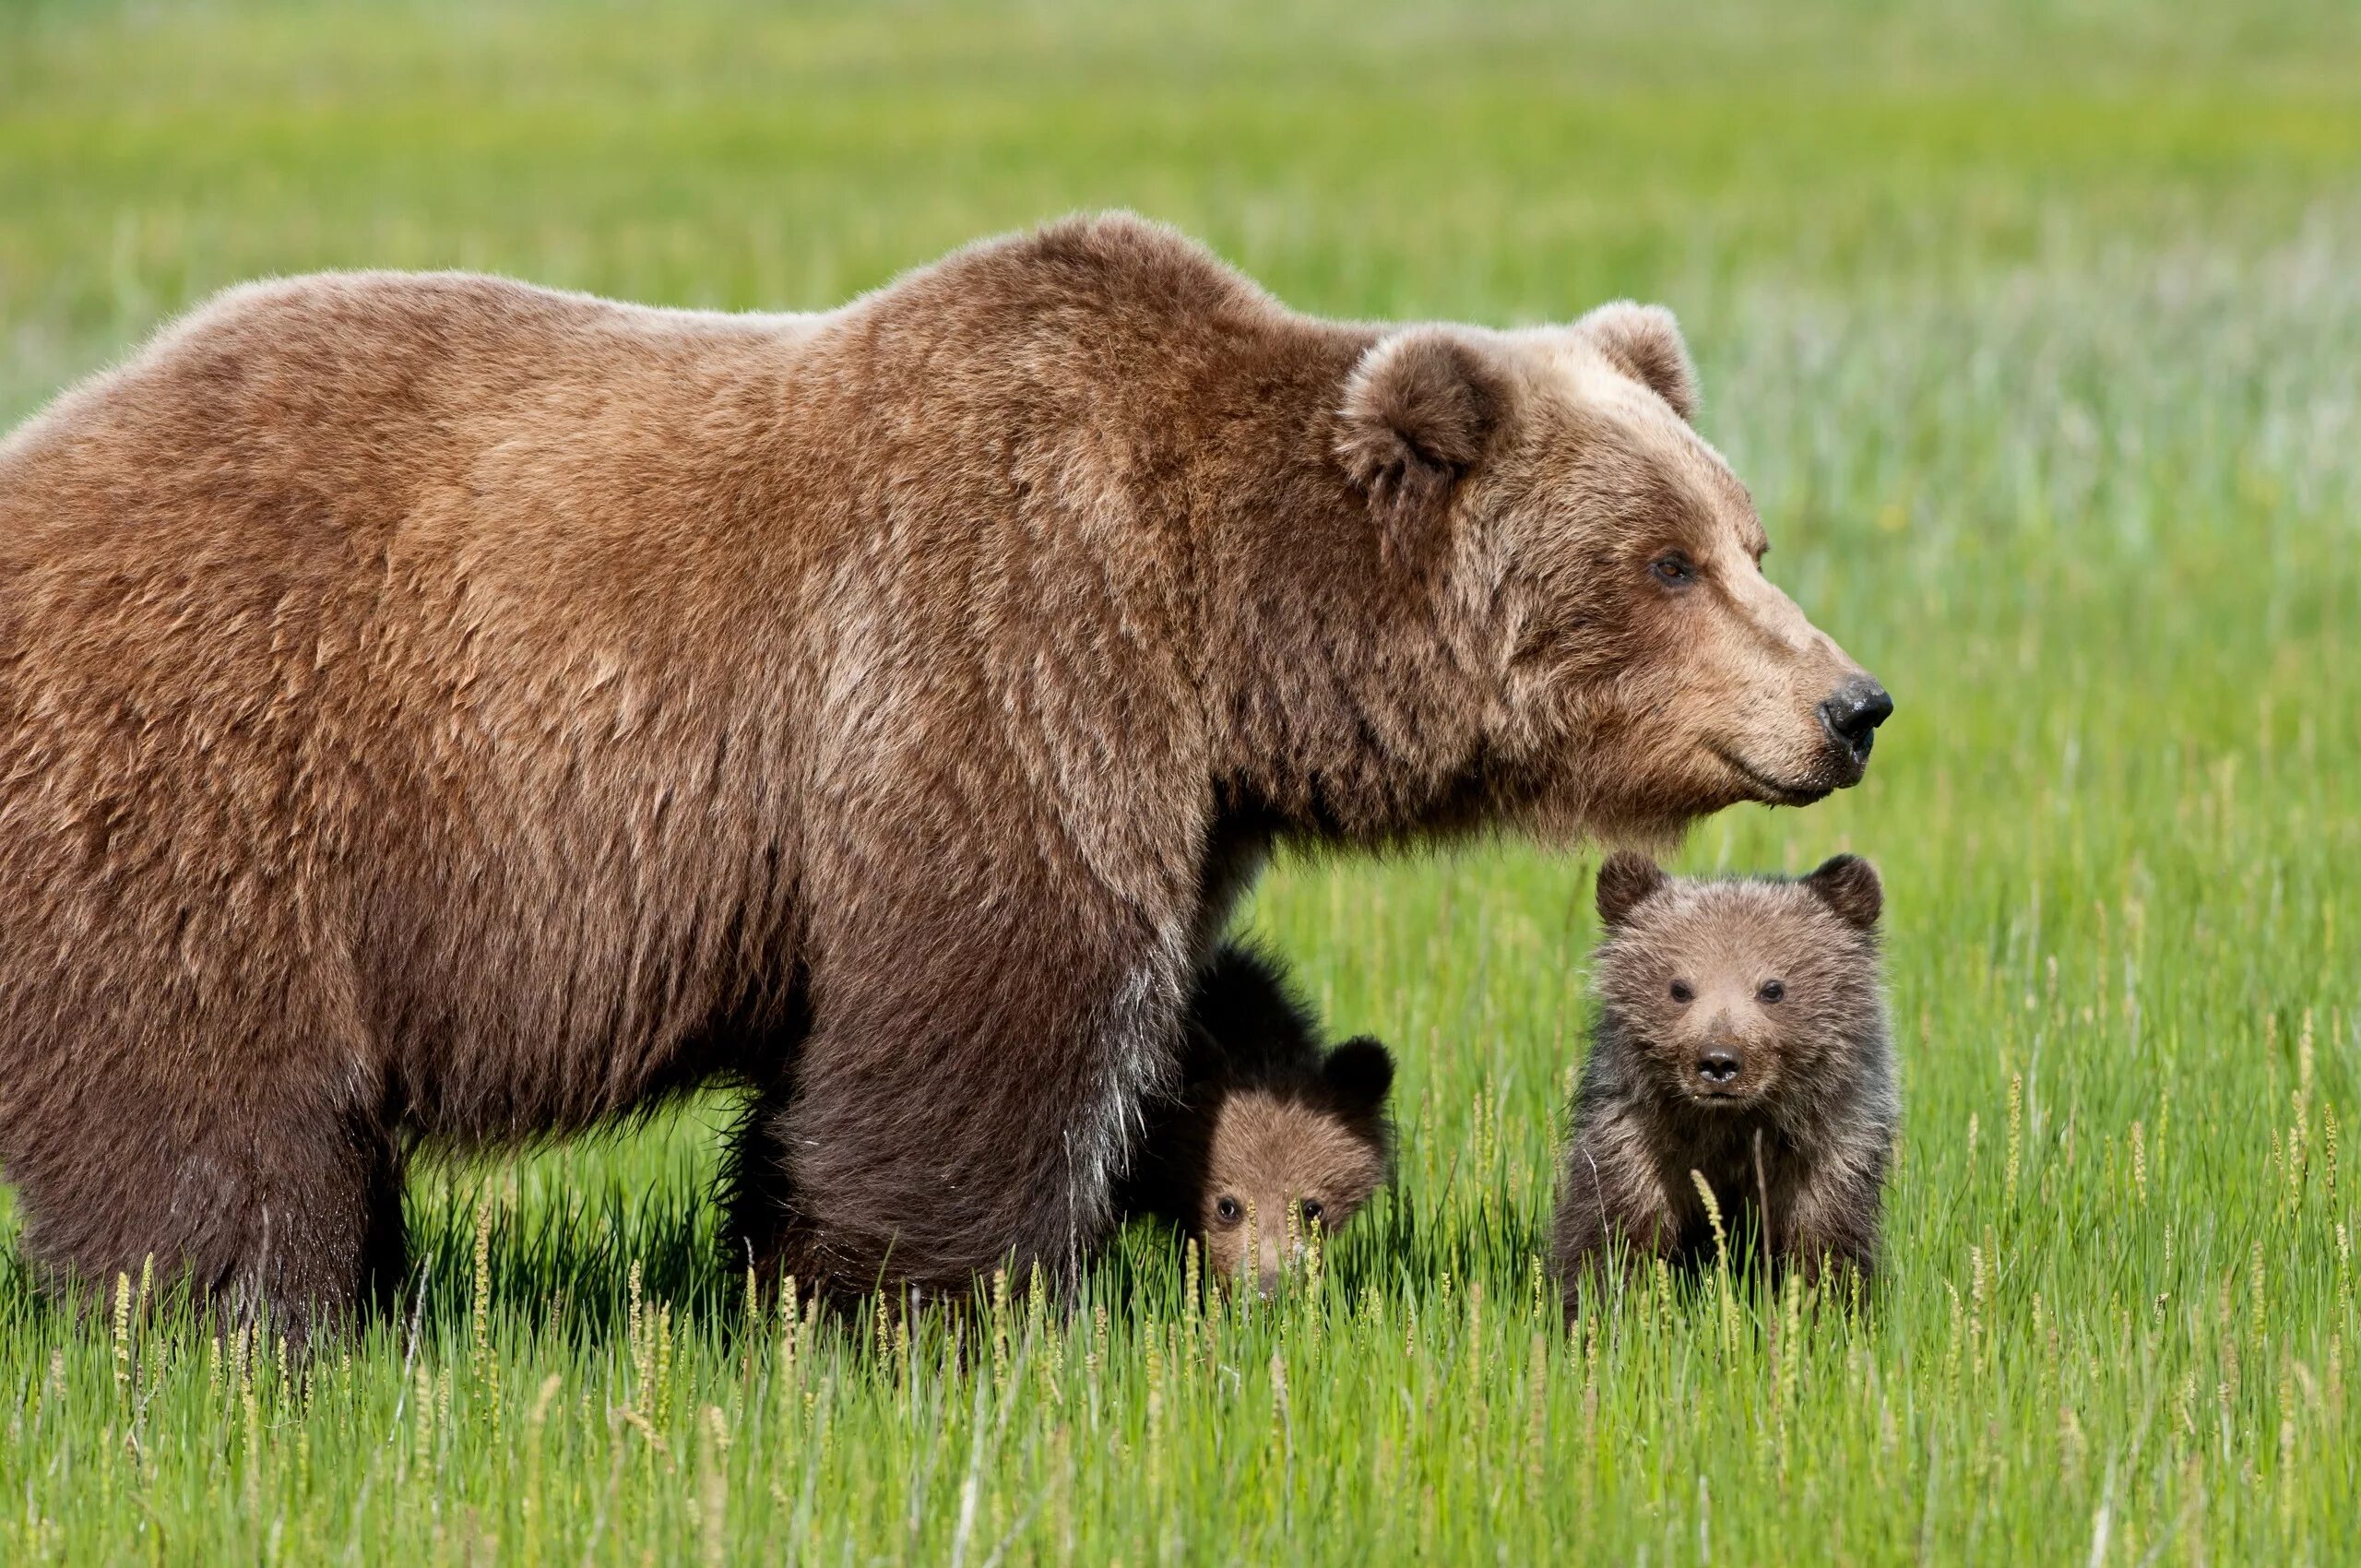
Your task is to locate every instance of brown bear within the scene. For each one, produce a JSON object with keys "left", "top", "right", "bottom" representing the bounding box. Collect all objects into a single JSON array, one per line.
[
  {"left": 1121, "top": 943, "right": 1394, "bottom": 1294},
  {"left": 0, "top": 213, "right": 1888, "bottom": 1338},
  {"left": 1552, "top": 852, "right": 1896, "bottom": 1302}
]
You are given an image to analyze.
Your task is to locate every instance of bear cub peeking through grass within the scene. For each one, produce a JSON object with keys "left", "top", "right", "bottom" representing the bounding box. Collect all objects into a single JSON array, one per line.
[
  {"left": 1122, "top": 944, "right": 1394, "bottom": 1294},
  {"left": 1553, "top": 852, "right": 1896, "bottom": 1306}
]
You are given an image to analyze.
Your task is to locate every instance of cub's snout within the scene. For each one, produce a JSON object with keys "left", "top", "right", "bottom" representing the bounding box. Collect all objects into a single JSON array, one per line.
[{"left": 1695, "top": 1047, "right": 1742, "bottom": 1087}]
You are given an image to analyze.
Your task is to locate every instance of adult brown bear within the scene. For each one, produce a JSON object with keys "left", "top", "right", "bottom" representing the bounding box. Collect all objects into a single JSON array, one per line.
[{"left": 0, "top": 214, "right": 1887, "bottom": 1336}]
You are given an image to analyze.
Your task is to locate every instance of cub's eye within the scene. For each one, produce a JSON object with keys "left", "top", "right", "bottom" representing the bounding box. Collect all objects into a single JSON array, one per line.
[
  {"left": 1214, "top": 1197, "right": 1243, "bottom": 1226},
  {"left": 1300, "top": 1200, "right": 1325, "bottom": 1226},
  {"left": 1651, "top": 553, "right": 1697, "bottom": 588},
  {"left": 1758, "top": 980, "right": 1786, "bottom": 1003},
  {"left": 1668, "top": 980, "right": 1694, "bottom": 1004}
]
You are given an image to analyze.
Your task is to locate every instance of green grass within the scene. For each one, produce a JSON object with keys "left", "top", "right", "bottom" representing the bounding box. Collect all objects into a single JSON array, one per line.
[{"left": 3, "top": 1, "right": 2357, "bottom": 1562}]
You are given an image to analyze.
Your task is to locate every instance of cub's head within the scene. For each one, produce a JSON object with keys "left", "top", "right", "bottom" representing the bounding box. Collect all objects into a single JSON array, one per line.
[
  {"left": 1589, "top": 850, "right": 1885, "bottom": 1111},
  {"left": 1336, "top": 307, "right": 1890, "bottom": 844},
  {"left": 1195, "top": 1038, "right": 1394, "bottom": 1295}
]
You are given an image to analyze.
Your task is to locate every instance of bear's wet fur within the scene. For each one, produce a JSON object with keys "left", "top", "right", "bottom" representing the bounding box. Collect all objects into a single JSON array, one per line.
[
  {"left": 0, "top": 213, "right": 1883, "bottom": 1338},
  {"left": 1553, "top": 853, "right": 1896, "bottom": 1304},
  {"left": 1121, "top": 944, "right": 1393, "bottom": 1293}
]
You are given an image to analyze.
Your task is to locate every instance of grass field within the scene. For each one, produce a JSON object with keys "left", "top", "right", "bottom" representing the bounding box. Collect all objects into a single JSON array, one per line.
[{"left": 4, "top": 1, "right": 2359, "bottom": 1562}]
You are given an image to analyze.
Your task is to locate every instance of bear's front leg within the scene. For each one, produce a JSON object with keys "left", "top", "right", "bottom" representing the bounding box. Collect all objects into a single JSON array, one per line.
[{"left": 750, "top": 866, "right": 1195, "bottom": 1302}]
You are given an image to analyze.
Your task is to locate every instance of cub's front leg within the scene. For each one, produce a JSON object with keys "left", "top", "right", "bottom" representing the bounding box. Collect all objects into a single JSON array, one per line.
[
  {"left": 1777, "top": 1146, "right": 1889, "bottom": 1294},
  {"left": 1552, "top": 1107, "right": 1680, "bottom": 1311}
]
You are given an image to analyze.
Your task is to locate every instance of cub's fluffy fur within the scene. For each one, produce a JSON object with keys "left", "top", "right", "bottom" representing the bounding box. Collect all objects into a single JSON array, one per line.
[
  {"left": 1123, "top": 945, "right": 1393, "bottom": 1293},
  {"left": 1553, "top": 853, "right": 1896, "bottom": 1301}
]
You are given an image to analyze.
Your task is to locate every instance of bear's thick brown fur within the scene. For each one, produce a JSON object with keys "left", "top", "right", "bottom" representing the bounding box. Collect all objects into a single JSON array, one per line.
[
  {"left": 1552, "top": 853, "right": 1897, "bottom": 1304},
  {"left": 1121, "top": 943, "right": 1394, "bottom": 1294},
  {"left": 0, "top": 214, "right": 1885, "bottom": 1336}
]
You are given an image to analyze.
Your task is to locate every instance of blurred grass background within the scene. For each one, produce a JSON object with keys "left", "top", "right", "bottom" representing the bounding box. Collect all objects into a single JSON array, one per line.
[{"left": 2, "top": 1, "right": 2357, "bottom": 1562}]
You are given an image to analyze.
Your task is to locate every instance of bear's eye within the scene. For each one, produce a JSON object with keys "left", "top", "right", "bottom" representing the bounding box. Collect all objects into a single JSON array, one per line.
[
  {"left": 1300, "top": 1199, "right": 1324, "bottom": 1226},
  {"left": 1215, "top": 1196, "right": 1243, "bottom": 1226},
  {"left": 1650, "top": 552, "right": 1697, "bottom": 588},
  {"left": 1758, "top": 980, "right": 1786, "bottom": 1003},
  {"left": 1668, "top": 980, "right": 1694, "bottom": 1004}
]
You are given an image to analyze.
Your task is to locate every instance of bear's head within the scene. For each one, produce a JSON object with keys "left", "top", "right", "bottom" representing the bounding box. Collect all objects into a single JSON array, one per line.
[
  {"left": 1193, "top": 1036, "right": 1394, "bottom": 1296},
  {"left": 1589, "top": 850, "right": 1885, "bottom": 1112},
  {"left": 1335, "top": 305, "right": 1891, "bottom": 846}
]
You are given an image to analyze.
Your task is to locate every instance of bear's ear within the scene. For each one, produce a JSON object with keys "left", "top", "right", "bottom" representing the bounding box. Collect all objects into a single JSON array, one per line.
[
  {"left": 1336, "top": 328, "right": 1505, "bottom": 564},
  {"left": 1575, "top": 301, "right": 1698, "bottom": 423},
  {"left": 1596, "top": 850, "right": 1670, "bottom": 928},
  {"left": 1322, "top": 1036, "right": 1395, "bottom": 1114},
  {"left": 1803, "top": 854, "right": 1883, "bottom": 932}
]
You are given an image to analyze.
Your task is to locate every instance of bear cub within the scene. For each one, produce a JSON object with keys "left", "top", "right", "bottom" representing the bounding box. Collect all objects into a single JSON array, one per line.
[
  {"left": 1553, "top": 852, "right": 1895, "bottom": 1303},
  {"left": 1124, "top": 944, "right": 1394, "bottom": 1294}
]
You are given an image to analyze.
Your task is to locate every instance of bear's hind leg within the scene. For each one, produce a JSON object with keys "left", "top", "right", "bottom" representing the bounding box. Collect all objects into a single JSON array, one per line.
[{"left": 9, "top": 1087, "right": 406, "bottom": 1348}]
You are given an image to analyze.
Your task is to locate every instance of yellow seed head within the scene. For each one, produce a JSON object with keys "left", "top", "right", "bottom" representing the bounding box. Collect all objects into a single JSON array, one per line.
[
  {"left": 112, "top": 1273, "right": 132, "bottom": 1391},
  {"left": 2005, "top": 1075, "right": 2023, "bottom": 1200},
  {"left": 2298, "top": 1010, "right": 2316, "bottom": 1108},
  {"left": 2324, "top": 1103, "right": 2341, "bottom": 1205},
  {"left": 1689, "top": 1170, "right": 1728, "bottom": 1266}
]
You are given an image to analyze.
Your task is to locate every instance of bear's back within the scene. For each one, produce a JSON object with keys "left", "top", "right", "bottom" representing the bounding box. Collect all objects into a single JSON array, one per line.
[{"left": 0, "top": 272, "right": 829, "bottom": 568}]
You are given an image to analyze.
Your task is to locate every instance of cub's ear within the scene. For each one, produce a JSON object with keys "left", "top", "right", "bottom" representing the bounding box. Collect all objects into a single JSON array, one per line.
[
  {"left": 1177, "top": 1036, "right": 1233, "bottom": 1092},
  {"left": 1595, "top": 850, "right": 1669, "bottom": 928},
  {"left": 1322, "top": 1036, "right": 1395, "bottom": 1114},
  {"left": 1803, "top": 854, "right": 1883, "bottom": 932},
  {"left": 1336, "top": 328, "right": 1505, "bottom": 564},
  {"left": 1574, "top": 301, "right": 1698, "bottom": 423}
]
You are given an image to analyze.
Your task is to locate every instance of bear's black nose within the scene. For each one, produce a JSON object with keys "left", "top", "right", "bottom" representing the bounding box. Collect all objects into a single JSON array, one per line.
[
  {"left": 1819, "top": 677, "right": 1893, "bottom": 763},
  {"left": 1696, "top": 1049, "right": 1742, "bottom": 1085}
]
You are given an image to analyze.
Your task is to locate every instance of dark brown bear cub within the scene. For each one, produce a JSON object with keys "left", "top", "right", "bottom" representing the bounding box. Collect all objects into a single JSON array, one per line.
[
  {"left": 1123, "top": 944, "right": 1394, "bottom": 1295},
  {"left": 1553, "top": 852, "right": 1895, "bottom": 1302}
]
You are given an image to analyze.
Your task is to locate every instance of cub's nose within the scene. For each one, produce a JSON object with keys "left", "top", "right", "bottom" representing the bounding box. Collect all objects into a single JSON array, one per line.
[
  {"left": 1696, "top": 1049, "right": 1742, "bottom": 1085},
  {"left": 1818, "top": 677, "right": 1893, "bottom": 766}
]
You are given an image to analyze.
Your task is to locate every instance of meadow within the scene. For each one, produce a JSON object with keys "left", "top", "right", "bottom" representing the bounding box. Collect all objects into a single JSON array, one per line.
[{"left": 3, "top": 1, "right": 2357, "bottom": 1561}]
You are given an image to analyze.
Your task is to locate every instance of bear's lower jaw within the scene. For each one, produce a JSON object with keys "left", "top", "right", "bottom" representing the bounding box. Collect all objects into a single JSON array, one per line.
[
  {"left": 1707, "top": 743, "right": 1838, "bottom": 808},
  {"left": 1506, "top": 773, "right": 1728, "bottom": 854}
]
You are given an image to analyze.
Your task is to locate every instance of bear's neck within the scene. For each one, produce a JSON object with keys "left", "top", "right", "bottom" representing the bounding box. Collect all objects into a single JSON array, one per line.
[{"left": 1171, "top": 316, "right": 1510, "bottom": 849}]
